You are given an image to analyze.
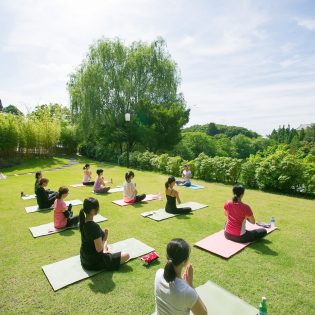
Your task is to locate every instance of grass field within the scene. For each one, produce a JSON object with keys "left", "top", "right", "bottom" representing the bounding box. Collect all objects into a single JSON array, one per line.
[{"left": 0, "top": 157, "right": 314, "bottom": 315}]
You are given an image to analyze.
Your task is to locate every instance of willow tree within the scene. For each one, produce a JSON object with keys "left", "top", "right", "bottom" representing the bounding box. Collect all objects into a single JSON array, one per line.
[{"left": 68, "top": 38, "right": 190, "bottom": 154}]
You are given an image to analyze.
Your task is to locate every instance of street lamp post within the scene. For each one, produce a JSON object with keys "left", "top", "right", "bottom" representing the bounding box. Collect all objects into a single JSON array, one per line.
[{"left": 125, "top": 113, "right": 130, "bottom": 168}]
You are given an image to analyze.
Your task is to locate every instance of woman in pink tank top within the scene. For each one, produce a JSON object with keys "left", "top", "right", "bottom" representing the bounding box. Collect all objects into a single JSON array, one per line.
[{"left": 93, "top": 169, "right": 111, "bottom": 194}]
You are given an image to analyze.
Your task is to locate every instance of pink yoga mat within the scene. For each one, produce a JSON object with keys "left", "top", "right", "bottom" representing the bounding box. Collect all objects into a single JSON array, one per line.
[
  {"left": 112, "top": 194, "right": 161, "bottom": 206},
  {"left": 195, "top": 223, "right": 277, "bottom": 259}
]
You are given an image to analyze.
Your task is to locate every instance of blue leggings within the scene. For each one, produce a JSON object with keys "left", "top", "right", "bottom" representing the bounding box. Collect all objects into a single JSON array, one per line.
[{"left": 176, "top": 180, "right": 191, "bottom": 187}]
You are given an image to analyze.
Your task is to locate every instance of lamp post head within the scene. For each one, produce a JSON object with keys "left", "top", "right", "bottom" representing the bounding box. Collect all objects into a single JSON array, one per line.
[{"left": 125, "top": 113, "right": 131, "bottom": 122}]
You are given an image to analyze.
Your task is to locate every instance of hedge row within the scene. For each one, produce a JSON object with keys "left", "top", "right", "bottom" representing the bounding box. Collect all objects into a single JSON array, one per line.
[{"left": 116, "top": 150, "right": 315, "bottom": 194}]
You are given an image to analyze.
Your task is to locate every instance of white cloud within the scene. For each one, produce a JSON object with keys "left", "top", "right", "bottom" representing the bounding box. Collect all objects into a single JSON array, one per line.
[
  {"left": 296, "top": 18, "right": 315, "bottom": 30},
  {"left": 0, "top": 0, "right": 314, "bottom": 135}
]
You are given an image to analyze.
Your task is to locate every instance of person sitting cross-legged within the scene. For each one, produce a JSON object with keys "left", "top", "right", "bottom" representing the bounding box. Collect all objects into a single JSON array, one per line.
[
  {"left": 176, "top": 164, "right": 192, "bottom": 187},
  {"left": 82, "top": 164, "right": 95, "bottom": 186},
  {"left": 165, "top": 176, "right": 192, "bottom": 215},
  {"left": 54, "top": 186, "right": 79, "bottom": 229},
  {"left": 93, "top": 169, "right": 111, "bottom": 194},
  {"left": 36, "top": 178, "right": 57, "bottom": 209},
  {"left": 224, "top": 185, "right": 267, "bottom": 243},
  {"left": 79, "top": 197, "right": 130, "bottom": 271},
  {"left": 123, "top": 171, "right": 146, "bottom": 204},
  {"left": 154, "top": 238, "right": 207, "bottom": 315}
]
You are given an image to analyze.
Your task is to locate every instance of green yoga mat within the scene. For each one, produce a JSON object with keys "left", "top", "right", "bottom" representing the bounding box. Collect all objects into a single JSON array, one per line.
[
  {"left": 192, "top": 280, "right": 258, "bottom": 315},
  {"left": 152, "top": 280, "right": 258, "bottom": 315},
  {"left": 42, "top": 237, "right": 154, "bottom": 291}
]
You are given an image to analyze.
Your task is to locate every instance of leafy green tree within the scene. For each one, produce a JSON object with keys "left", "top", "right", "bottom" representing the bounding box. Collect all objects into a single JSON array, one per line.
[
  {"left": 206, "top": 122, "right": 218, "bottom": 136},
  {"left": 2, "top": 105, "right": 23, "bottom": 116},
  {"left": 68, "top": 38, "right": 189, "bottom": 154},
  {"left": 0, "top": 113, "right": 21, "bottom": 156},
  {"left": 304, "top": 124, "right": 315, "bottom": 142},
  {"left": 214, "top": 134, "right": 238, "bottom": 157},
  {"left": 231, "top": 134, "right": 254, "bottom": 159}
]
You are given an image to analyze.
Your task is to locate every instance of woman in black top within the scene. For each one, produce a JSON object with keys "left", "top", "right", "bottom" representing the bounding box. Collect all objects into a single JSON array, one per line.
[
  {"left": 79, "top": 197, "right": 130, "bottom": 271},
  {"left": 34, "top": 171, "right": 42, "bottom": 194},
  {"left": 36, "top": 178, "right": 57, "bottom": 209},
  {"left": 165, "top": 176, "right": 192, "bottom": 214}
]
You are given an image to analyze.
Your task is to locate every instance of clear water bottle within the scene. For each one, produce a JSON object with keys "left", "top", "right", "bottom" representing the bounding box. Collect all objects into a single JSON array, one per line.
[
  {"left": 270, "top": 217, "right": 275, "bottom": 228},
  {"left": 259, "top": 296, "right": 267, "bottom": 315}
]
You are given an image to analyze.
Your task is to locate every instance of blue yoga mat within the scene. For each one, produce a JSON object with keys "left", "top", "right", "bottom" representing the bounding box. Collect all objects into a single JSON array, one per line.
[{"left": 185, "top": 184, "right": 205, "bottom": 190}]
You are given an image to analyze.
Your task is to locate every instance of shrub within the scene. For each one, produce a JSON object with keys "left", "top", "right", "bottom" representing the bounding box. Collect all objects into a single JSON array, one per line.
[
  {"left": 165, "top": 156, "right": 183, "bottom": 176},
  {"left": 241, "top": 155, "right": 263, "bottom": 188},
  {"left": 193, "top": 153, "right": 241, "bottom": 184},
  {"left": 255, "top": 150, "right": 305, "bottom": 192},
  {"left": 151, "top": 153, "right": 169, "bottom": 173}
]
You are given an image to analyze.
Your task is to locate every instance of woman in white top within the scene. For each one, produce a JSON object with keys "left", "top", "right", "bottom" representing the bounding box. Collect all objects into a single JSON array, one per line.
[
  {"left": 123, "top": 171, "right": 146, "bottom": 203},
  {"left": 154, "top": 238, "right": 207, "bottom": 315},
  {"left": 176, "top": 165, "right": 192, "bottom": 187},
  {"left": 82, "top": 164, "right": 95, "bottom": 186}
]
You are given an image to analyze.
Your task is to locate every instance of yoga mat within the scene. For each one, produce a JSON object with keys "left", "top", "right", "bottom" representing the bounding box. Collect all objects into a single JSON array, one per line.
[
  {"left": 194, "top": 222, "right": 277, "bottom": 259},
  {"left": 42, "top": 237, "right": 154, "bottom": 291},
  {"left": 29, "top": 214, "right": 107, "bottom": 238},
  {"left": 141, "top": 202, "right": 208, "bottom": 221},
  {"left": 191, "top": 280, "right": 258, "bottom": 315},
  {"left": 92, "top": 187, "right": 124, "bottom": 194},
  {"left": 70, "top": 184, "right": 85, "bottom": 188},
  {"left": 152, "top": 280, "right": 258, "bottom": 315},
  {"left": 22, "top": 194, "right": 36, "bottom": 200},
  {"left": 185, "top": 184, "right": 205, "bottom": 190},
  {"left": 25, "top": 199, "right": 83, "bottom": 213},
  {"left": 112, "top": 194, "right": 161, "bottom": 206}
]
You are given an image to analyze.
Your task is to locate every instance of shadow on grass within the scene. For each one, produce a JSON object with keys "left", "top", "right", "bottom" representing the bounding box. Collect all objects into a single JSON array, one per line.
[
  {"left": 88, "top": 264, "right": 133, "bottom": 294},
  {"left": 59, "top": 229, "right": 76, "bottom": 237},
  {"left": 144, "top": 259, "right": 161, "bottom": 269},
  {"left": 174, "top": 213, "right": 193, "bottom": 220},
  {"left": 2, "top": 157, "right": 72, "bottom": 173},
  {"left": 249, "top": 238, "right": 278, "bottom": 256}
]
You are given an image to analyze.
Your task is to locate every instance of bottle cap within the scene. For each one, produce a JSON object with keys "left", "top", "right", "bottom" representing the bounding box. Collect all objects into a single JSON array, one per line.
[{"left": 262, "top": 296, "right": 267, "bottom": 301}]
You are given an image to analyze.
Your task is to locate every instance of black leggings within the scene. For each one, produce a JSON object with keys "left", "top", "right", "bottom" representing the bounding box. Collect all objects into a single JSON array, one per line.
[
  {"left": 83, "top": 181, "right": 95, "bottom": 186},
  {"left": 166, "top": 207, "right": 192, "bottom": 215},
  {"left": 66, "top": 215, "right": 80, "bottom": 227},
  {"left": 135, "top": 194, "right": 146, "bottom": 202},
  {"left": 224, "top": 228, "right": 267, "bottom": 243}
]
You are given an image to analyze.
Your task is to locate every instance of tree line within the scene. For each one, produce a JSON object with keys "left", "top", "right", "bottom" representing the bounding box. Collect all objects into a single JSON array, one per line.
[
  {"left": 0, "top": 37, "right": 314, "bottom": 194},
  {"left": 0, "top": 104, "right": 78, "bottom": 160}
]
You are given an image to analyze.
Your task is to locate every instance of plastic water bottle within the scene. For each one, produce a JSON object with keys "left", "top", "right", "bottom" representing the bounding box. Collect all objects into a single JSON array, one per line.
[
  {"left": 259, "top": 297, "right": 267, "bottom": 315},
  {"left": 270, "top": 217, "right": 275, "bottom": 228}
]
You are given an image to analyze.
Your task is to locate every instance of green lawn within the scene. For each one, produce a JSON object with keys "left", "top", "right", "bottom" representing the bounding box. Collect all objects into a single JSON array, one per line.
[{"left": 0, "top": 158, "right": 314, "bottom": 315}]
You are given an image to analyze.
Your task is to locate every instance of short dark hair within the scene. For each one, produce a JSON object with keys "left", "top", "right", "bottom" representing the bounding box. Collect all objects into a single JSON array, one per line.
[
  {"left": 96, "top": 169, "right": 103, "bottom": 175},
  {"left": 39, "top": 178, "right": 49, "bottom": 185}
]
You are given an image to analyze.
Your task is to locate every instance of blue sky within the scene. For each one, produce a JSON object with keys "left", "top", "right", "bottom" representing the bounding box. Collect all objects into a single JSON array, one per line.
[{"left": 0, "top": 0, "right": 314, "bottom": 135}]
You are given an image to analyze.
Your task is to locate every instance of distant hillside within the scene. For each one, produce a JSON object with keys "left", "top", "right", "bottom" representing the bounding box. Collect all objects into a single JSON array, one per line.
[{"left": 183, "top": 122, "right": 260, "bottom": 139}]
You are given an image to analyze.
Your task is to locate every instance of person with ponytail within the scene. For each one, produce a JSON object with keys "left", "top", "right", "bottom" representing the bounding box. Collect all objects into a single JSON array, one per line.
[
  {"left": 79, "top": 197, "right": 130, "bottom": 271},
  {"left": 123, "top": 171, "right": 146, "bottom": 203},
  {"left": 53, "top": 186, "right": 79, "bottom": 229},
  {"left": 224, "top": 185, "right": 267, "bottom": 243},
  {"left": 154, "top": 238, "right": 207, "bottom": 315},
  {"left": 36, "top": 178, "right": 57, "bottom": 209},
  {"left": 82, "top": 164, "right": 95, "bottom": 186},
  {"left": 34, "top": 171, "right": 42, "bottom": 194},
  {"left": 165, "top": 176, "right": 192, "bottom": 214},
  {"left": 93, "top": 169, "right": 111, "bottom": 193}
]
